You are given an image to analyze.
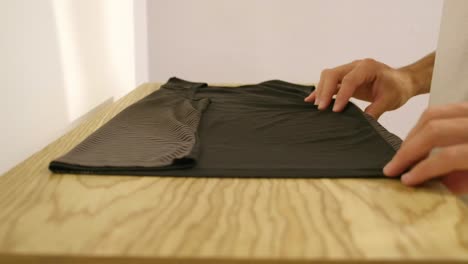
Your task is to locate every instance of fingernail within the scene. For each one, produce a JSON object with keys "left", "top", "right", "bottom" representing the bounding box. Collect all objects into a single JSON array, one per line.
[
  {"left": 332, "top": 104, "right": 340, "bottom": 112},
  {"left": 401, "top": 173, "right": 412, "bottom": 184},
  {"left": 383, "top": 163, "right": 392, "bottom": 176},
  {"left": 314, "top": 99, "right": 319, "bottom": 106}
]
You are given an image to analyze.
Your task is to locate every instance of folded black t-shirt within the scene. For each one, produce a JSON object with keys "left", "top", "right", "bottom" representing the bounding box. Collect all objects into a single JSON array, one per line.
[{"left": 50, "top": 77, "right": 401, "bottom": 178}]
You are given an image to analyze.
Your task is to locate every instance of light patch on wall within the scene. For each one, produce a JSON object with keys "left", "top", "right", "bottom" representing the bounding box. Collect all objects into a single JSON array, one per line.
[
  {"left": 51, "top": 0, "right": 87, "bottom": 122},
  {"left": 101, "top": 0, "right": 136, "bottom": 99},
  {"left": 51, "top": 0, "right": 136, "bottom": 122}
]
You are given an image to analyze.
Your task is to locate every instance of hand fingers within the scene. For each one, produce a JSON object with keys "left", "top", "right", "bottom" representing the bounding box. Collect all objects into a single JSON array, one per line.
[
  {"left": 304, "top": 90, "right": 317, "bottom": 103},
  {"left": 384, "top": 118, "right": 468, "bottom": 177},
  {"left": 400, "top": 144, "right": 468, "bottom": 186},
  {"left": 405, "top": 102, "right": 468, "bottom": 143},
  {"left": 317, "top": 76, "right": 340, "bottom": 110},
  {"left": 442, "top": 171, "right": 468, "bottom": 195},
  {"left": 314, "top": 74, "right": 325, "bottom": 105},
  {"left": 332, "top": 59, "right": 379, "bottom": 112},
  {"left": 315, "top": 61, "right": 357, "bottom": 110},
  {"left": 364, "top": 99, "right": 389, "bottom": 120}
]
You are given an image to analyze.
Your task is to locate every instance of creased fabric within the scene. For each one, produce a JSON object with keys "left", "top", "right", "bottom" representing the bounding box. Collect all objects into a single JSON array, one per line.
[{"left": 50, "top": 77, "right": 401, "bottom": 178}]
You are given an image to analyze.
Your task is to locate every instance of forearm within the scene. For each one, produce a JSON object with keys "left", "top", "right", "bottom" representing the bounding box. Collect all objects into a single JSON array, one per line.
[{"left": 399, "top": 52, "right": 435, "bottom": 96}]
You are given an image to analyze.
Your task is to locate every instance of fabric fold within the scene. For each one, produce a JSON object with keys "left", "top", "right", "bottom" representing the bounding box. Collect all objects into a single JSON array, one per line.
[
  {"left": 50, "top": 77, "right": 401, "bottom": 178},
  {"left": 50, "top": 80, "right": 210, "bottom": 174}
]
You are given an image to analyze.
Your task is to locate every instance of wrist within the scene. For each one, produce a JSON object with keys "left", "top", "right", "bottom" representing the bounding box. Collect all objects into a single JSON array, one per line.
[
  {"left": 398, "top": 67, "right": 429, "bottom": 97},
  {"left": 398, "top": 52, "right": 435, "bottom": 97}
]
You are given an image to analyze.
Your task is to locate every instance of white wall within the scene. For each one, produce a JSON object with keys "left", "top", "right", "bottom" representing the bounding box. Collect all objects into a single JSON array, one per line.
[
  {"left": 147, "top": 0, "right": 443, "bottom": 138},
  {"left": 0, "top": 0, "right": 147, "bottom": 175},
  {"left": 134, "top": 0, "right": 149, "bottom": 85}
]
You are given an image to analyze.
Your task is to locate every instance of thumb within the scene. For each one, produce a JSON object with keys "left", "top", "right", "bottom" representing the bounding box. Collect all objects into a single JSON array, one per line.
[
  {"left": 442, "top": 171, "right": 468, "bottom": 195},
  {"left": 364, "top": 101, "right": 387, "bottom": 119}
]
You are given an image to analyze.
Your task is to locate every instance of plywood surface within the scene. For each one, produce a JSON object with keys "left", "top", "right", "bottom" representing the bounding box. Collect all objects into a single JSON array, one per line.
[{"left": 1, "top": 83, "right": 467, "bottom": 263}]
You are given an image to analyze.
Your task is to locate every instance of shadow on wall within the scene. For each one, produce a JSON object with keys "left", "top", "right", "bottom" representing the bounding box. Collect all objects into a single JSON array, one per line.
[{"left": 0, "top": 0, "right": 141, "bottom": 175}]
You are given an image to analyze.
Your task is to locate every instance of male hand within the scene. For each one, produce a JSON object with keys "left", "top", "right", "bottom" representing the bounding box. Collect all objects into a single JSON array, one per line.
[
  {"left": 383, "top": 102, "right": 468, "bottom": 194},
  {"left": 305, "top": 59, "right": 418, "bottom": 119}
]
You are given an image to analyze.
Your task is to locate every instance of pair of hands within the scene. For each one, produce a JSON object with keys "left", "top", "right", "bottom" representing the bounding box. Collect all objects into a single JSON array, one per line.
[{"left": 305, "top": 59, "right": 468, "bottom": 194}]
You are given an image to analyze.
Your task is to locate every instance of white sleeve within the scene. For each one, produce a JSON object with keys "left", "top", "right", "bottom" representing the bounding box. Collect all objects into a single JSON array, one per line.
[{"left": 430, "top": 0, "right": 468, "bottom": 106}]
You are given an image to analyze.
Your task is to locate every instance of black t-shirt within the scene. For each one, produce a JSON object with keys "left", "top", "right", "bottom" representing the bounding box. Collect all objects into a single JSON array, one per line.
[{"left": 50, "top": 77, "right": 401, "bottom": 178}]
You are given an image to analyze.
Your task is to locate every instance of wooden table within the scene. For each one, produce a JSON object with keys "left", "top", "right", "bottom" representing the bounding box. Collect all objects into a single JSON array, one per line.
[{"left": 1, "top": 83, "right": 467, "bottom": 264}]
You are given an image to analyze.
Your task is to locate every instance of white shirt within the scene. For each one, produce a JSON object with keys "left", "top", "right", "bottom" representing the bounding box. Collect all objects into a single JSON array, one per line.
[{"left": 430, "top": 0, "right": 468, "bottom": 105}]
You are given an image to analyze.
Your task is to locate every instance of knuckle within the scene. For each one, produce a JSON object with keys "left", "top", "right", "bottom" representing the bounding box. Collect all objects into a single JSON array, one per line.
[
  {"left": 341, "top": 75, "right": 357, "bottom": 86},
  {"left": 424, "top": 120, "right": 442, "bottom": 139},
  {"left": 361, "top": 58, "right": 377, "bottom": 66},
  {"left": 422, "top": 108, "right": 437, "bottom": 119},
  {"left": 439, "top": 148, "right": 458, "bottom": 161},
  {"left": 321, "top": 68, "right": 339, "bottom": 80},
  {"left": 320, "top": 68, "right": 331, "bottom": 77}
]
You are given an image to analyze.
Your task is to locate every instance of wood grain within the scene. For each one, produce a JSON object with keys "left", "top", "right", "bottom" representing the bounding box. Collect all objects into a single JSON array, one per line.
[{"left": 1, "top": 83, "right": 468, "bottom": 263}]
